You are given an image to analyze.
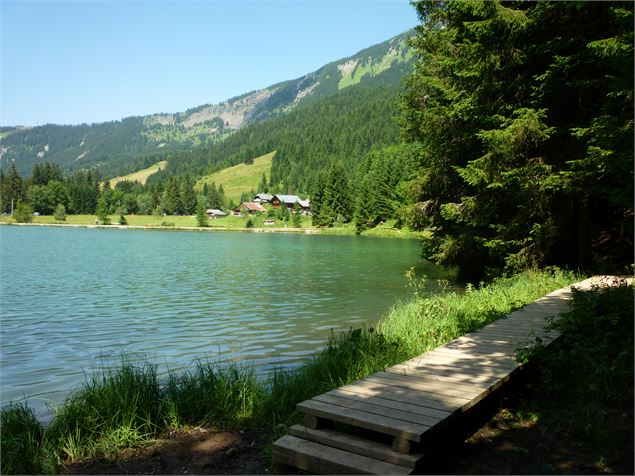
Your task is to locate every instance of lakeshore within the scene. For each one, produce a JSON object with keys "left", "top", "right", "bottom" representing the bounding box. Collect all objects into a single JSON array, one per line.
[{"left": 0, "top": 215, "right": 423, "bottom": 239}]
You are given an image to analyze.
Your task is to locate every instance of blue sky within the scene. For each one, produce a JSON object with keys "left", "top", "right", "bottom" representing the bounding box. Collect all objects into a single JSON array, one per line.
[{"left": 1, "top": 0, "right": 418, "bottom": 126}]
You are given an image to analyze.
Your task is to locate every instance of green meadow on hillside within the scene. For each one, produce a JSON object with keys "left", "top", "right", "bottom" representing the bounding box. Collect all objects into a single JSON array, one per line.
[
  {"left": 108, "top": 161, "right": 167, "bottom": 187},
  {"left": 196, "top": 151, "right": 275, "bottom": 203}
]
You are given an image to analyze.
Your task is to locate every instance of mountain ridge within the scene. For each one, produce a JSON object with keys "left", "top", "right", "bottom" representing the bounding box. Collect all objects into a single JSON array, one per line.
[{"left": 0, "top": 30, "right": 414, "bottom": 177}]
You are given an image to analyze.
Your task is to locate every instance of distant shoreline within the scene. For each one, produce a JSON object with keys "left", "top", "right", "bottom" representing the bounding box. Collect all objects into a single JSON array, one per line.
[{"left": 0, "top": 221, "right": 321, "bottom": 235}]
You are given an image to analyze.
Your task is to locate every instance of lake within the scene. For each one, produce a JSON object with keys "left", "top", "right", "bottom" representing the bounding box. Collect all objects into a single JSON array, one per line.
[{"left": 0, "top": 225, "right": 455, "bottom": 417}]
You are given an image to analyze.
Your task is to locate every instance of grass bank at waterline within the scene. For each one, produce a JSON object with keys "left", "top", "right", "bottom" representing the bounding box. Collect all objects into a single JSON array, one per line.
[
  {"left": 1, "top": 270, "right": 580, "bottom": 474},
  {"left": 0, "top": 214, "right": 423, "bottom": 238}
]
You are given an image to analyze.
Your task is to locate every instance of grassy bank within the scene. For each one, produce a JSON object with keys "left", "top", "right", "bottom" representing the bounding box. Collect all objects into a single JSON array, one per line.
[
  {"left": 1, "top": 269, "right": 582, "bottom": 474},
  {"left": 0, "top": 214, "right": 422, "bottom": 238}
]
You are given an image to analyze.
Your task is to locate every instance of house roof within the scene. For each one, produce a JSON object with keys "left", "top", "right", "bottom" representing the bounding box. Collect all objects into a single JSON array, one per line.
[
  {"left": 254, "top": 193, "right": 273, "bottom": 201},
  {"left": 237, "top": 202, "right": 266, "bottom": 212},
  {"left": 298, "top": 200, "right": 311, "bottom": 208},
  {"left": 273, "top": 194, "right": 302, "bottom": 204},
  {"left": 206, "top": 209, "right": 226, "bottom": 215}
]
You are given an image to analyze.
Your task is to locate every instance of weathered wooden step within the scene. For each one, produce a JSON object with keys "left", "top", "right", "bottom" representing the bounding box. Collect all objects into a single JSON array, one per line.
[
  {"left": 272, "top": 434, "right": 412, "bottom": 475},
  {"left": 288, "top": 424, "right": 423, "bottom": 468},
  {"left": 297, "top": 397, "right": 429, "bottom": 442}
]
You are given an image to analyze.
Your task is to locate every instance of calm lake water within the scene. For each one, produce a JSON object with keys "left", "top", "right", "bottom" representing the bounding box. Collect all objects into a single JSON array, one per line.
[{"left": 0, "top": 225, "right": 455, "bottom": 417}]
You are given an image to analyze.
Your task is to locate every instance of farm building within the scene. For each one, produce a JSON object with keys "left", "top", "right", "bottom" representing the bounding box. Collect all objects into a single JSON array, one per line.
[
  {"left": 233, "top": 202, "right": 266, "bottom": 216},
  {"left": 253, "top": 193, "right": 273, "bottom": 204},
  {"left": 206, "top": 209, "right": 227, "bottom": 219}
]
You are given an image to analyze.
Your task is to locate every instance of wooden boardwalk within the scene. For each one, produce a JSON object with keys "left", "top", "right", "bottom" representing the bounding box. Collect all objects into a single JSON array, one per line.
[{"left": 272, "top": 276, "right": 621, "bottom": 474}]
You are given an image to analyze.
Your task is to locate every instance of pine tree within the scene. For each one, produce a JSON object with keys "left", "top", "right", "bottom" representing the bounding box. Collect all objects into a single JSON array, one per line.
[
  {"left": 1, "top": 163, "right": 23, "bottom": 213},
  {"left": 196, "top": 200, "right": 209, "bottom": 227},
  {"left": 164, "top": 177, "right": 183, "bottom": 215},
  {"left": 95, "top": 198, "right": 111, "bottom": 225},
  {"left": 181, "top": 175, "right": 197, "bottom": 215},
  {"left": 401, "top": 0, "right": 634, "bottom": 280}
]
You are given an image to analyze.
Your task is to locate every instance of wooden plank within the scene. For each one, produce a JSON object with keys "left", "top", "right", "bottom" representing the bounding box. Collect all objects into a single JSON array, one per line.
[
  {"left": 477, "top": 322, "right": 556, "bottom": 334},
  {"left": 297, "top": 398, "right": 429, "bottom": 442},
  {"left": 390, "top": 360, "right": 510, "bottom": 380},
  {"left": 327, "top": 387, "right": 452, "bottom": 420},
  {"left": 481, "top": 322, "right": 558, "bottom": 337},
  {"left": 288, "top": 425, "right": 422, "bottom": 469},
  {"left": 339, "top": 380, "right": 459, "bottom": 413},
  {"left": 272, "top": 434, "right": 412, "bottom": 475},
  {"left": 313, "top": 393, "right": 444, "bottom": 429},
  {"left": 371, "top": 370, "right": 508, "bottom": 410},
  {"left": 367, "top": 367, "right": 520, "bottom": 411},
  {"left": 501, "top": 311, "right": 554, "bottom": 320},
  {"left": 365, "top": 373, "right": 475, "bottom": 402},
  {"left": 475, "top": 328, "right": 557, "bottom": 340},
  {"left": 376, "top": 369, "right": 490, "bottom": 395},
  {"left": 475, "top": 327, "right": 544, "bottom": 337},
  {"left": 443, "top": 340, "right": 524, "bottom": 352},
  {"left": 386, "top": 364, "right": 506, "bottom": 387},
  {"left": 442, "top": 342, "right": 520, "bottom": 354},
  {"left": 449, "top": 335, "right": 526, "bottom": 346},
  {"left": 425, "top": 346, "right": 516, "bottom": 359},
  {"left": 419, "top": 347, "right": 518, "bottom": 364},
  {"left": 404, "top": 351, "right": 518, "bottom": 371}
]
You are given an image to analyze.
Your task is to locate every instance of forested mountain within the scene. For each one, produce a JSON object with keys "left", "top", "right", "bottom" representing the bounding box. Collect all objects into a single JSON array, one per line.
[
  {"left": 0, "top": 31, "right": 413, "bottom": 178},
  {"left": 149, "top": 84, "right": 402, "bottom": 194}
]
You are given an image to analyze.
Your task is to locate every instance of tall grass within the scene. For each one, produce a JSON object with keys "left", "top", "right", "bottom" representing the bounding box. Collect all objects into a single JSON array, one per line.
[
  {"left": 380, "top": 268, "right": 578, "bottom": 356},
  {"left": 164, "top": 360, "right": 261, "bottom": 429},
  {"left": 0, "top": 269, "right": 579, "bottom": 474},
  {"left": 44, "top": 359, "right": 163, "bottom": 463},
  {"left": 0, "top": 402, "right": 56, "bottom": 474}
]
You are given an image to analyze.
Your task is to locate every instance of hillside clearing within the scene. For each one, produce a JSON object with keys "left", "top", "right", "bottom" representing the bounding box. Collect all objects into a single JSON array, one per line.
[
  {"left": 109, "top": 161, "right": 167, "bottom": 187},
  {"left": 196, "top": 152, "right": 275, "bottom": 202}
]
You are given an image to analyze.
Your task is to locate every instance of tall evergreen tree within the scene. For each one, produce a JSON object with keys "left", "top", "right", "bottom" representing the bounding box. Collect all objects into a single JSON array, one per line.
[
  {"left": 164, "top": 176, "right": 183, "bottom": 215},
  {"left": 181, "top": 175, "right": 197, "bottom": 215},
  {"left": 401, "top": 0, "right": 633, "bottom": 281},
  {"left": 0, "top": 163, "right": 24, "bottom": 213}
]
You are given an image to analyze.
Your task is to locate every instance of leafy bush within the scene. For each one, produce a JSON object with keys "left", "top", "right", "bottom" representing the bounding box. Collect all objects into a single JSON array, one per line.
[
  {"left": 537, "top": 280, "right": 633, "bottom": 403},
  {"left": 12, "top": 201, "right": 33, "bottom": 223},
  {"left": 53, "top": 203, "right": 67, "bottom": 221}
]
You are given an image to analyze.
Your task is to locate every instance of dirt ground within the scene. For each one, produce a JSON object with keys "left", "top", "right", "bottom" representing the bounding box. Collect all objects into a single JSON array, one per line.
[
  {"left": 62, "top": 427, "right": 270, "bottom": 475},
  {"left": 420, "top": 396, "right": 634, "bottom": 475}
]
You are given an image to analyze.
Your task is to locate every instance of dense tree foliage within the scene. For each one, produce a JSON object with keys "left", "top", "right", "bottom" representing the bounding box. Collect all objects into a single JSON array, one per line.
[
  {"left": 401, "top": 0, "right": 633, "bottom": 281},
  {"left": 0, "top": 163, "right": 24, "bottom": 213}
]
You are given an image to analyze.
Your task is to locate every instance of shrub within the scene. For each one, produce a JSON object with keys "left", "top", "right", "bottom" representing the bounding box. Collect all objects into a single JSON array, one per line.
[
  {"left": 12, "top": 201, "right": 33, "bottom": 223},
  {"left": 53, "top": 203, "right": 67, "bottom": 222}
]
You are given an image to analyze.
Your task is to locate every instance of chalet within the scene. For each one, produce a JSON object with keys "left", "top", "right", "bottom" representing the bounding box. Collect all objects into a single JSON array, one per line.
[
  {"left": 271, "top": 194, "right": 302, "bottom": 209},
  {"left": 233, "top": 202, "right": 266, "bottom": 216},
  {"left": 253, "top": 193, "right": 273, "bottom": 204},
  {"left": 206, "top": 209, "right": 227, "bottom": 219}
]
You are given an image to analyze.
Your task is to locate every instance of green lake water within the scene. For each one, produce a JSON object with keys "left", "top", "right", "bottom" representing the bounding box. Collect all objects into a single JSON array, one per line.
[{"left": 0, "top": 225, "right": 456, "bottom": 417}]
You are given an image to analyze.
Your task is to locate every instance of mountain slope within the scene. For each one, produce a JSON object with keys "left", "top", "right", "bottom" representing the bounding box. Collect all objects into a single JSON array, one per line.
[
  {"left": 0, "top": 30, "right": 414, "bottom": 177},
  {"left": 147, "top": 83, "right": 402, "bottom": 196}
]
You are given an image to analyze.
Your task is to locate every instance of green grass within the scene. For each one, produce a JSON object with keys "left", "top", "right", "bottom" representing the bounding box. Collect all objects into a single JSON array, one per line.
[
  {"left": 0, "top": 213, "right": 313, "bottom": 230},
  {"left": 0, "top": 269, "right": 582, "bottom": 474},
  {"left": 0, "top": 402, "right": 55, "bottom": 474},
  {"left": 196, "top": 151, "right": 275, "bottom": 203},
  {"left": 108, "top": 161, "right": 167, "bottom": 187}
]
